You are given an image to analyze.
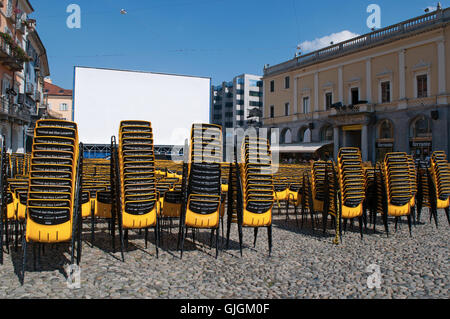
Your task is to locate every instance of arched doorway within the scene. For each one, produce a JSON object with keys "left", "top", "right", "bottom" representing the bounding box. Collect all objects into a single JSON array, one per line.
[
  {"left": 376, "top": 119, "right": 394, "bottom": 161},
  {"left": 410, "top": 115, "right": 432, "bottom": 159},
  {"left": 281, "top": 128, "right": 292, "bottom": 144}
]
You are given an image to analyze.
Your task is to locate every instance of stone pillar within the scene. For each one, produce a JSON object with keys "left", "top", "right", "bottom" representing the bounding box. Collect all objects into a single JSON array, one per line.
[
  {"left": 398, "top": 49, "right": 406, "bottom": 108},
  {"left": 437, "top": 39, "right": 447, "bottom": 104},
  {"left": 361, "top": 124, "right": 368, "bottom": 162},
  {"left": 293, "top": 77, "right": 298, "bottom": 113},
  {"left": 366, "top": 58, "right": 372, "bottom": 103},
  {"left": 333, "top": 126, "right": 339, "bottom": 160},
  {"left": 314, "top": 72, "right": 319, "bottom": 112},
  {"left": 338, "top": 67, "right": 343, "bottom": 103}
]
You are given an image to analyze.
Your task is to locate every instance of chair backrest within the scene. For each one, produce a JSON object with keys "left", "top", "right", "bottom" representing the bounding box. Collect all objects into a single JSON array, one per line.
[
  {"left": 430, "top": 151, "right": 450, "bottom": 202},
  {"left": 118, "top": 121, "right": 157, "bottom": 226},
  {"left": 240, "top": 136, "right": 274, "bottom": 216},
  {"left": 337, "top": 147, "right": 365, "bottom": 209},
  {"left": 25, "top": 119, "right": 79, "bottom": 243}
]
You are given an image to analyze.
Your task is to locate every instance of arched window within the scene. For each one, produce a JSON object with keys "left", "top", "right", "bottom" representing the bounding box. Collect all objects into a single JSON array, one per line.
[
  {"left": 377, "top": 119, "right": 394, "bottom": 140},
  {"left": 281, "top": 128, "right": 292, "bottom": 144},
  {"left": 320, "top": 125, "right": 333, "bottom": 142},
  {"left": 410, "top": 115, "right": 431, "bottom": 139},
  {"left": 298, "top": 126, "right": 308, "bottom": 143}
]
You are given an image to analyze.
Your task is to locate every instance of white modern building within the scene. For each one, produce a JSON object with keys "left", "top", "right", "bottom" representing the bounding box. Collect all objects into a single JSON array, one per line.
[{"left": 210, "top": 74, "right": 263, "bottom": 130}]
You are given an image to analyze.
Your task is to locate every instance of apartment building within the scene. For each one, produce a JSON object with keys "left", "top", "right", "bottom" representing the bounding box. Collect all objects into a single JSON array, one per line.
[
  {"left": 0, "top": 0, "right": 50, "bottom": 153},
  {"left": 43, "top": 79, "right": 73, "bottom": 121},
  {"left": 211, "top": 74, "right": 263, "bottom": 130},
  {"left": 263, "top": 7, "right": 450, "bottom": 162}
]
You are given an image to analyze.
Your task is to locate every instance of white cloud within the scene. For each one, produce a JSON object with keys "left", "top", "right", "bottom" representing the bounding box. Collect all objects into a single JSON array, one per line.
[{"left": 298, "top": 30, "right": 360, "bottom": 53}]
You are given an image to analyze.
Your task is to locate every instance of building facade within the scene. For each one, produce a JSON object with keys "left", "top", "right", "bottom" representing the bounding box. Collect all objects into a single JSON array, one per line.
[
  {"left": 43, "top": 79, "right": 73, "bottom": 121},
  {"left": 211, "top": 74, "right": 263, "bottom": 130},
  {"left": 0, "top": 0, "right": 50, "bottom": 153},
  {"left": 263, "top": 7, "right": 450, "bottom": 163}
]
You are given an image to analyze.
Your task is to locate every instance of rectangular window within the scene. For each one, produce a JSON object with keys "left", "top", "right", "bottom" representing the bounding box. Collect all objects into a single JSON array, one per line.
[
  {"left": 270, "top": 80, "right": 274, "bottom": 92},
  {"left": 60, "top": 103, "right": 68, "bottom": 111},
  {"left": 302, "top": 97, "right": 310, "bottom": 114},
  {"left": 417, "top": 74, "right": 428, "bottom": 98},
  {"left": 249, "top": 101, "right": 262, "bottom": 107},
  {"left": 381, "top": 81, "right": 391, "bottom": 103},
  {"left": 236, "top": 109, "right": 244, "bottom": 115},
  {"left": 351, "top": 88, "right": 359, "bottom": 105},
  {"left": 249, "top": 91, "right": 262, "bottom": 97},
  {"left": 249, "top": 79, "right": 259, "bottom": 87},
  {"left": 285, "top": 76, "right": 290, "bottom": 89},
  {"left": 285, "top": 103, "right": 289, "bottom": 116},
  {"left": 270, "top": 105, "right": 274, "bottom": 118},
  {"left": 325, "top": 92, "right": 333, "bottom": 109}
]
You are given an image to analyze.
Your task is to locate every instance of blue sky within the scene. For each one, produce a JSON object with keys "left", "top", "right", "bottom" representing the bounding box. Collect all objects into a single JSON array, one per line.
[{"left": 30, "top": 0, "right": 445, "bottom": 89}]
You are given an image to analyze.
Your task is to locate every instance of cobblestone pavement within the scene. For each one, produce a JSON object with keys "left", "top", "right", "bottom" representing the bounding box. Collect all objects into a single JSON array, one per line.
[{"left": 0, "top": 210, "right": 448, "bottom": 299}]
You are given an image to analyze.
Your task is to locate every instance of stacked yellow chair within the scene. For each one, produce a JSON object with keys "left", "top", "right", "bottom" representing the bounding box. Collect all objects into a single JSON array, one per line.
[
  {"left": 320, "top": 161, "right": 339, "bottom": 236},
  {"left": 380, "top": 152, "right": 414, "bottom": 235},
  {"left": 178, "top": 124, "right": 222, "bottom": 258},
  {"left": 421, "top": 151, "right": 450, "bottom": 226},
  {"left": 286, "top": 174, "right": 304, "bottom": 226},
  {"left": 236, "top": 136, "right": 274, "bottom": 256},
  {"left": 407, "top": 155, "right": 417, "bottom": 225},
  {"left": 311, "top": 161, "right": 334, "bottom": 231},
  {"left": 336, "top": 148, "right": 365, "bottom": 238},
  {"left": 117, "top": 120, "right": 159, "bottom": 257},
  {"left": 22, "top": 119, "right": 81, "bottom": 282}
]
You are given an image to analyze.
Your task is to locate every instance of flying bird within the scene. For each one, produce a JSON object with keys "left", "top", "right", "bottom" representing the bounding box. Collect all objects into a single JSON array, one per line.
[{"left": 120, "top": 9, "right": 128, "bottom": 15}]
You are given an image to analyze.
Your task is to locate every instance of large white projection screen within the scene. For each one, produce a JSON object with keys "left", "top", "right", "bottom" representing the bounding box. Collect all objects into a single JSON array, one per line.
[{"left": 73, "top": 67, "right": 211, "bottom": 145}]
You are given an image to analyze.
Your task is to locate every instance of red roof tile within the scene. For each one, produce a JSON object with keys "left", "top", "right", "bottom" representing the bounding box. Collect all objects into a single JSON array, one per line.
[{"left": 44, "top": 81, "right": 72, "bottom": 96}]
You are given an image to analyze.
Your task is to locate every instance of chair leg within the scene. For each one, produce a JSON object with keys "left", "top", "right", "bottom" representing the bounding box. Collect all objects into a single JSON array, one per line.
[
  {"left": 407, "top": 214, "right": 412, "bottom": 237},
  {"left": 358, "top": 215, "right": 363, "bottom": 239},
  {"left": 432, "top": 207, "right": 439, "bottom": 228},
  {"left": 383, "top": 213, "right": 389, "bottom": 237},
  {"left": 209, "top": 229, "right": 214, "bottom": 249},
  {"left": 238, "top": 223, "right": 243, "bottom": 257},
  {"left": 253, "top": 227, "right": 258, "bottom": 248},
  {"left": 294, "top": 205, "right": 299, "bottom": 227},
  {"left": 145, "top": 228, "right": 148, "bottom": 249},
  {"left": 322, "top": 211, "right": 328, "bottom": 234},
  {"left": 226, "top": 215, "right": 232, "bottom": 249},
  {"left": 215, "top": 226, "right": 219, "bottom": 259},
  {"left": 285, "top": 200, "right": 290, "bottom": 222},
  {"left": 394, "top": 217, "right": 399, "bottom": 232},
  {"left": 5, "top": 217, "right": 9, "bottom": 254},
  {"left": 21, "top": 237, "right": 27, "bottom": 285},
  {"left": 180, "top": 225, "right": 186, "bottom": 259},
  {"left": 267, "top": 225, "right": 272, "bottom": 257},
  {"left": 445, "top": 207, "right": 450, "bottom": 226},
  {"left": 363, "top": 209, "right": 368, "bottom": 232},
  {"left": 373, "top": 209, "right": 377, "bottom": 233},
  {"left": 154, "top": 224, "right": 159, "bottom": 259},
  {"left": 14, "top": 218, "right": 18, "bottom": 252},
  {"left": 91, "top": 209, "right": 95, "bottom": 248}
]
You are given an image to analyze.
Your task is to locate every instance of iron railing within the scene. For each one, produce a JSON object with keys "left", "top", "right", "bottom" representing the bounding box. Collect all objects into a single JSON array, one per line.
[{"left": 264, "top": 8, "right": 449, "bottom": 76}]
